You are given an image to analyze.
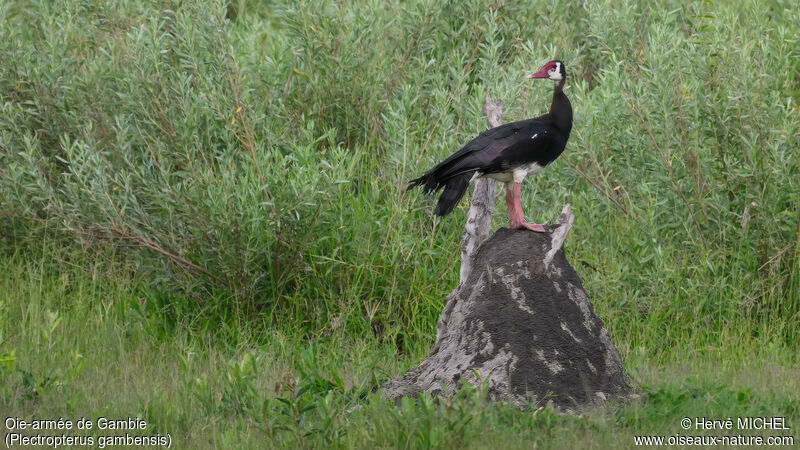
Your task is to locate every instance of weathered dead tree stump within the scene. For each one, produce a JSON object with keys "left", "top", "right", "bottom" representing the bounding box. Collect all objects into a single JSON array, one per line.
[
  {"left": 459, "top": 96, "right": 502, "bottom": 284},
  {"left": 383, "top": 96, "right": 630, "bottom": 411}
]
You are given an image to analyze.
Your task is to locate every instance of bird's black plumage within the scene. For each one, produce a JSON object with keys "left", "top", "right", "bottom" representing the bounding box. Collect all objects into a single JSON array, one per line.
[{"left": 409, "top": 61, "right": 572, "bottom": 217}]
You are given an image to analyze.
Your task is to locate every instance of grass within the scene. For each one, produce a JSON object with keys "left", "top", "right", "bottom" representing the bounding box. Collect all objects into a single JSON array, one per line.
[
  {"left": 1, "top": 0, "right": 799, "bottom": 447},
  {"left": 1, "top": 250, "right": 798, "bottom": 449}
]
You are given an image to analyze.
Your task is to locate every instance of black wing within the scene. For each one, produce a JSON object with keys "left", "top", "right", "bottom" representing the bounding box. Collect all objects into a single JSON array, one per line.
[
  {"left": 408, "top": 117, "right": 565, "bottom": 191},
  {"left": 407, "top": 116, "right": 567, "bottom": 216},
  {"left": 480, "top": 121, "right": 567, "bottom": 175},
  {"left": 428, "top": 119, "right": 535, "bottom": 177}
]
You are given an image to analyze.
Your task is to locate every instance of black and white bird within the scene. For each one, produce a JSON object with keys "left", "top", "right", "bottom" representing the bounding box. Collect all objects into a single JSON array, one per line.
[{"left": 408, "top": 60, "right": 572, "bottom": 232}]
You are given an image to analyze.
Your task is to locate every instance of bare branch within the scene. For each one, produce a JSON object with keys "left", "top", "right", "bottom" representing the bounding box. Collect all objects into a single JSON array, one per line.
[
  {"left": 545, "top": 204, "right": 574, "bottom": 268},
  {"left": 459, "top": 96, "right": 502, "bottom": 284}
]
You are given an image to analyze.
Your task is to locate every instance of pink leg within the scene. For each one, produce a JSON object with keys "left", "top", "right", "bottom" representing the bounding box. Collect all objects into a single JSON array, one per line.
[
  {"left": 508, "top": 183, "right": 546, "bottom": 232},
  {"left": 505, "top": 188, "right": 515, "bottom": 222}
]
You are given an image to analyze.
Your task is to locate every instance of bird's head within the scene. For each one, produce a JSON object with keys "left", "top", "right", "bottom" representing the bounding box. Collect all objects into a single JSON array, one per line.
[{"left": 527, "top": 60, "right": 566, "bottom": 82}]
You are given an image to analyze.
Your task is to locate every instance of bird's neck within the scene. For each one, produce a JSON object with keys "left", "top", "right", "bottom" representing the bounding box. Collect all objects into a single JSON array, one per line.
[{"left": 549, "top": 80, "right": 572, "bottom": 135}]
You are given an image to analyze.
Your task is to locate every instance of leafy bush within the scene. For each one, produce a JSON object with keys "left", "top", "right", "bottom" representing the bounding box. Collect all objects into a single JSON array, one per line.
[{"left": 1, "top": 0, "right": 799, "bottom": 348}]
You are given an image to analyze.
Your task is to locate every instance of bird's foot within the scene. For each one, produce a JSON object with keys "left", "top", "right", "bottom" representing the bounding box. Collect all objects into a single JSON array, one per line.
[{"left": 509, "top": 222, "right": 547, "bottom": 233}]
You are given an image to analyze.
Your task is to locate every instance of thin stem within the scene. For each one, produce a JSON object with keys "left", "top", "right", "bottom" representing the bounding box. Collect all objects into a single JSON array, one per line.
[{"left": 631, "top": 98, "right": 709, "bottom": 250}]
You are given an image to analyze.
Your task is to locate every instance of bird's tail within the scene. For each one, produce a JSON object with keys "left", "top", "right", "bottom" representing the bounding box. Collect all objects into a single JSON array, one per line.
[
  {"left": 433, "top": 171, "right": 474, "bottom": 216},
  {"left": 407, "top": 173, "right": 438, "bottom": 194}
]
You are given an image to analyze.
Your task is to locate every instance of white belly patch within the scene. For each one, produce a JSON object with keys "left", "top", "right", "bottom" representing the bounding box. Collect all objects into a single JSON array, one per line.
[{"left": 478, "top": 162, "right": 544, "bottom": 186}]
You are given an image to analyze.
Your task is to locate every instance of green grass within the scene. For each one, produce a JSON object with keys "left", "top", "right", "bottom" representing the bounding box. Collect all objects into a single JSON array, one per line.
[
  {"left": 1, "top": 250, "right": 798, "bottom": 449},
  {"left": 1, "top": 0, "right": 799, "bottom": 447}
]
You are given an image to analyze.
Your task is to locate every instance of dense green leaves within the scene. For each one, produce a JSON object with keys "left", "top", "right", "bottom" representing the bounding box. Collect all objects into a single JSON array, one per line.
[
  {"left": 2, "top": 2, "right": 800, "bottom": 447},
  {"left": 1, "top": 0, "right": 799, "bottom": 350}
]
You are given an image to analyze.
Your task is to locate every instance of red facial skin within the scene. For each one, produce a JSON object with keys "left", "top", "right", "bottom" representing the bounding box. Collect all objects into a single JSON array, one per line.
[{"left": 527, "top": 62, "right": 555, "bottom": 79}]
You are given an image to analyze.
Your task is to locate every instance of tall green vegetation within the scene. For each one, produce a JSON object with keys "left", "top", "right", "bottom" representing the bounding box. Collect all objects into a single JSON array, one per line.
[
  {"left": 1, "top": 252, "right": 798, "bottom": 448},
  {"left": 2, "top": 1, "right": 800, "bottom": 447},
  {"left": 1, "top": 0, "right": 799, "bottom": 354}
]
